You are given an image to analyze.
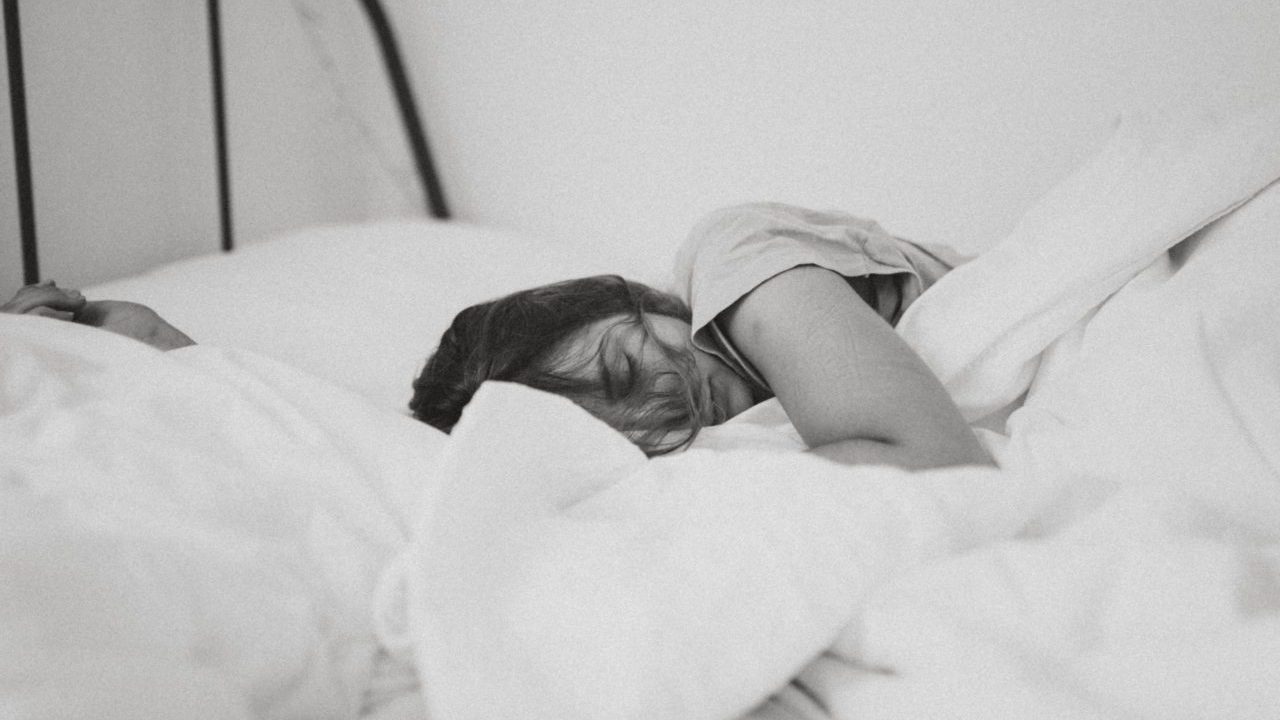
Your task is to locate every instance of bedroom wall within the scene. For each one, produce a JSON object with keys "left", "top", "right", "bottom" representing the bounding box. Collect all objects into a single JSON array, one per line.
[
  {"left": 4, "top": 0, "right": 1280, "bottom": 300},
  {"left": 218, "top": 0, "right": 422, "bottom": 245},
  {"left": 406, "top": 0, "right": 1280, "bottom": 280},
  {"left": 0, "top": 0, "right": 422, "bottom": 299},
  {"left": 0, "top": 0, "right": 218, "bottom": 297}
]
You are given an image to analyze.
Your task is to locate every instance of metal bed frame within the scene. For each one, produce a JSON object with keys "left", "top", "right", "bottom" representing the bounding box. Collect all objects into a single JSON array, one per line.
[{"left": 3, "top": 0, "right": 449, "bottom": 285}]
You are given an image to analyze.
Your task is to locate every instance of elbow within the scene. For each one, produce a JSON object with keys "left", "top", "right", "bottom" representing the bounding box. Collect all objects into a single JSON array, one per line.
[
  {"left": 892, "top": 421, "right": 995, "bottom": 469},
  {"left": 910, "top": 436, "right": 995, "bottom": 470},
  {"left": 808, "top": 432, "right": 994, "bottom": 471}
]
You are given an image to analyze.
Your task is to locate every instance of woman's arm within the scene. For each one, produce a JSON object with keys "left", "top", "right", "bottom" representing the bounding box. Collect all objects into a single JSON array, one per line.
[
  {"left": 720, "top": 265, "right": 991, "bottom": 469},
  {"left": 2, "top": 283, "right": 194, "bottom": 351},
  {"left": 75, "top": 300, "right": 196, "bottom": 351}
]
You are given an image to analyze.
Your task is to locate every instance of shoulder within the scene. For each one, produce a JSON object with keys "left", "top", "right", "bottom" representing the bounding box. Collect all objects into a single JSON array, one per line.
[
  {"left": 673, "top": 202, "right": 914, "bottom": 294},
  {"left": 676, "top": 202, "right": 889, "bottom": 260},
  {"left": 676, "top": 203, "right": 855, "bottom": 282}
]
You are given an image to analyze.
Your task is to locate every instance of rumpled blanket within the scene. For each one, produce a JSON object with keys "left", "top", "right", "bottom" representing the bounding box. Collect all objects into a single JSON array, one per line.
[
  {"left": 379, "top": 99, "right": 1280, "bottom": 720},
  {"left": 0, "top": 319, "right": 444, "bottom": 719}
]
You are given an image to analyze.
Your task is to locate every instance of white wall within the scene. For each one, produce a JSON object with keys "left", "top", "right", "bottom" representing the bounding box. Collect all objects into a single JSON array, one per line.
[
  {"left": 222, "top": 0, "right": 422, "bottom": 244},
  {"left": 3, "top": 0, "right": 217, "bottom": 295},
  {"left": 409, "top": 0, "right": 1280, "bottom": 279},
  {"left": 4, "top": 0, "right": 1280, "bottom": 300},
  {"left": 0, "top": 0, "right": 422, "bottom": 300}
]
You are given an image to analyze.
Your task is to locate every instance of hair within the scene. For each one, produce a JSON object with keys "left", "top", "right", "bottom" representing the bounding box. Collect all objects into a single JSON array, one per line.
[{"left": 410, "top": 275, "right": 709, "bottom": 455}]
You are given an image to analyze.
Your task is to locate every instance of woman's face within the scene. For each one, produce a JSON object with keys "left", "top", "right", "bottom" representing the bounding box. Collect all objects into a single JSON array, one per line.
[{"left": 570, "top": 313, "right": 757, "bottom": 426}]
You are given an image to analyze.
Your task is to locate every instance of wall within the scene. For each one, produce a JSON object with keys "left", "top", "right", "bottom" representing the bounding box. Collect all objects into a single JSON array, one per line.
[
  {"left": 0, "top": 0, "right": 422, "bottom": 300},
  {"left": 4, "top": 0, "right": 1280, "bottom": 300},
  {"left": 408, "top": 0, "right": 1280, "bottom": 279},
  {"left": 221, "top": 0, "right": 422, "bottom": 245},
  {"left": 2, "top": 0, "right": 216, "bottom": 296}
]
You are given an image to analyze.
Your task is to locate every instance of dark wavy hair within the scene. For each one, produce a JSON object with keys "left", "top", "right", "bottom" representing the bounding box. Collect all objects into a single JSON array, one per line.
[{"left": 409, "top": 275, "right": 709, "bottom": 455}]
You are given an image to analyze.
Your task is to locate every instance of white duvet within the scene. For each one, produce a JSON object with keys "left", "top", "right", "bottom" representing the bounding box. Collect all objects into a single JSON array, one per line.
[
  {"left": 0, "top": 322, "right": 445, "bottom": 719},
  {"left": 3, "top": 100, "right": 1280, "bottom": 720},
  {"left": 381, "top": 101, "right": 1280, "bottom": 720}
]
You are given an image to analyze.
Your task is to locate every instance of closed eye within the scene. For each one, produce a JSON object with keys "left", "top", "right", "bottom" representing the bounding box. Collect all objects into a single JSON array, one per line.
[{"left": 597, "top": 346, "right": 639, "bottom": 400}]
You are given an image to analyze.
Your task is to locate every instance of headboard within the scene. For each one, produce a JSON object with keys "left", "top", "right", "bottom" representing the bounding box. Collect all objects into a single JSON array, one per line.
[{"left": 3, "top": 0, "right": 449, "bottom": 286}]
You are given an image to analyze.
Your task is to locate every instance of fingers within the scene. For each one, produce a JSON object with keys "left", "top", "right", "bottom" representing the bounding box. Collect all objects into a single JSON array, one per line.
[
  {"left": 0, "top": 280, "right": 88, "bottom": 315},
  {"left": 27, "top": 307, "right": 78, "bottom": 321}
]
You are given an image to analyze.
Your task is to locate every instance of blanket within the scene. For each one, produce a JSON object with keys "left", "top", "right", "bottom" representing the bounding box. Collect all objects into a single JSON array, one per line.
[
  {"left": 381, "top": 100, "right": 1280, "bottom": 720},
  {"left": 0, "top": 319, "right": 445, "bottom": 719}
]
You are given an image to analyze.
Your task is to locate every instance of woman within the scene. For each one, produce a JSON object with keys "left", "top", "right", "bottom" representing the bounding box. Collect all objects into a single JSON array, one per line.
[{"left": 412, "top": 203, "right": 991, "bottom": 469}]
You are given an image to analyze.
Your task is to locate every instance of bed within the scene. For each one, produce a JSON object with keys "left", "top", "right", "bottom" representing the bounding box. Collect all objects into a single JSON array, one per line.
[{"left": 5, "top": 21, "right": 1280, "bottom": 719}]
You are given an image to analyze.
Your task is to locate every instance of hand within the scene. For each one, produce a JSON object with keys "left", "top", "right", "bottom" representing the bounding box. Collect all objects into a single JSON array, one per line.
[
  {"left": 0, "top": 280, "right": 86, "bottom": 319},
  {"left": 74, "top": 300, "right": 196, "bottom": 351}
]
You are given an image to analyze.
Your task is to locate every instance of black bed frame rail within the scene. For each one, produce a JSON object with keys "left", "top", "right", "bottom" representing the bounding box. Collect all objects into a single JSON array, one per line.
[
  {"left": 4, "top": 0, "right": 37, "bottom": 284},
  {"left": 358, "top": 0, "right": 450, "bottom": 223},
  {"left": 207, "top": 0, "right": 233, "bottom": 254},
  {"left": 4, "top": 0, "right": 449, "bottom": 285}
]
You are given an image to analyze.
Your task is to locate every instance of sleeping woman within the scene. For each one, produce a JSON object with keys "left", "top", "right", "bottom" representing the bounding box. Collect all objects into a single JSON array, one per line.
[
  {"left": 411, "top": 202, "right": 992, "bottom": 469},
  {"left": 3, "top": 202, "right": 990, "bottom": 470}
]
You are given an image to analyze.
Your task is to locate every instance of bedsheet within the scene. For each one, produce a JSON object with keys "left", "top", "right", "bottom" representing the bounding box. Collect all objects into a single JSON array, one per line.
[{"left": 377, "top": 102, "right": 1280, "bottom": 720}]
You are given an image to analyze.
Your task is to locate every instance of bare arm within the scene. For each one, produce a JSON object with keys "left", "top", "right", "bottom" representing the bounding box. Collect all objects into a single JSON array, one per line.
[
  {"left": 2, "top": 282, "right": 194, "bottom": 351},
  {"left": 721, "top": 266, "right": 991, "bottom": 470},
  {"left": 75, "top": 300, "right": 196, "bottom": 351}
]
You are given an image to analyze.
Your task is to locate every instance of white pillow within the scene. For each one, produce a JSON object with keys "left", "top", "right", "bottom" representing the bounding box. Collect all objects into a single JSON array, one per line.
[{"left": 85, "top": 220, "right": 656, "bottom": 412}]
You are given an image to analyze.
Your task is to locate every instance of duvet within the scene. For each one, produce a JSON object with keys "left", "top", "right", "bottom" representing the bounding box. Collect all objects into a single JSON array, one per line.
[
  {"left": 4, "top": 101, "right": 1280, "bottom": 720},
  {"left": 0, "top": 324, "right": 444, "bottom": 718},
  {"left": 384, "top": 102, "right": 1280, "bottom": 720}
]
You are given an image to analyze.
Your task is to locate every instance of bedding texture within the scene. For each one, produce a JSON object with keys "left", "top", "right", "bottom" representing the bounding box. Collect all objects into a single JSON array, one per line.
[
  {"left": 5, "top": 98, "right": 1280, "bottom": 720},
  {"left": 376, "top": 100, "right": 1280, "bottom": 720},
  {"left": 0, "top": 317, "right": 445, "bottom": 719}
]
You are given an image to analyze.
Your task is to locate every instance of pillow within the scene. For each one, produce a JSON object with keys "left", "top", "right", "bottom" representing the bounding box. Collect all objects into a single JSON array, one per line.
[{"left": 85, "top": 220, "right": 659, "bottom": 412}]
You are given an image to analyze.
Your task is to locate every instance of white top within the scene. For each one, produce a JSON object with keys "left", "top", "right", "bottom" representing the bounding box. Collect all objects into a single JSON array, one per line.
[{"left": 671, "top": 202, "right": 960, "bottom": 390}]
